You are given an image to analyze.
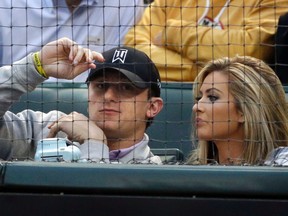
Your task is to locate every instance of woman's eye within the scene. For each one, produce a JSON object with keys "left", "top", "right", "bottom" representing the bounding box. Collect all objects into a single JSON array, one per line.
[
  {"left": 195, "top": 96, "right": 202, "bottom": 101},
  {"left": 208, "top": 95, "right": 219, "bottom": 102}
]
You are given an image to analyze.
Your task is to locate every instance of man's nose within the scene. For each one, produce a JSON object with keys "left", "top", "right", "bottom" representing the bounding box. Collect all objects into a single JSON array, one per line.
[{"left": 104, "top": 86, "right": 119, "bottom": 101}]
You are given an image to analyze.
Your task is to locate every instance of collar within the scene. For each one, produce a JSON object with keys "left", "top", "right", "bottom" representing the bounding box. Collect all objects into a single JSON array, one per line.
[
  {"left": 48, "top": 0, "right": 98, "bottom": 8},
  {"left": 46, "top": 0, "right": 98, "bottom": 13},
  {"left": 79, "top": 0, "right": 98, "bottom": 6},
  {"left": 109, "top": 134, "right": 149, "bottom": 160}
]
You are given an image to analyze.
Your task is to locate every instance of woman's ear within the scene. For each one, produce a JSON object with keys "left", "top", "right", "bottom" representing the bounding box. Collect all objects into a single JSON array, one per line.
[
  {"left": 238, "top": 112, "right": 245, "bottom": 123},
  {"left": 146, "top": 97, "right": 164, "bottom": 118}
]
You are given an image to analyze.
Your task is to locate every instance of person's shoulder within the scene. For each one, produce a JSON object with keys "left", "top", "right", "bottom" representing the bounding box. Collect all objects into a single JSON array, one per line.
[
  {"left": 0, "top": 0, "right": 11, "bottom": 7},
  {"left": 265, "top": 147, "right": 288, "bottom": 166},
  {"left": 0, "top": 0, "right": 39, "bottom": 7},
  {"left": 105, "top": 0, "right": 144, "bottom": 7}
]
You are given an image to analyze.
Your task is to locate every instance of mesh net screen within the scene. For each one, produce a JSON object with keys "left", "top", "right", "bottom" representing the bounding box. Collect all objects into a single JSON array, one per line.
[{"left": 1, "top": 0, "right": 288, "bottom": 166}]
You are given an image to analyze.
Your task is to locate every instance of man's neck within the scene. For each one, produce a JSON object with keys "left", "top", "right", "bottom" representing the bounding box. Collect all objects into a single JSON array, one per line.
[
  {"left": 65, "top": 0, "right": 82, "bottom": 12},
  {"left": 107, "top": 137, "right": 144, "bottom": 151}
]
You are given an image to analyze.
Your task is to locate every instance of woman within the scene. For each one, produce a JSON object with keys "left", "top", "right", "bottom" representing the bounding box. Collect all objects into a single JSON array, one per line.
[{"left": 187, "top": 56, "right": 288, "bottom": 166}]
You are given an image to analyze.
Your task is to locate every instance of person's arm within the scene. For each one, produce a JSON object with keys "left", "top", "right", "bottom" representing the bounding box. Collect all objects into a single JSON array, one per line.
[
  {"left": 0, "top": 37, "right": 104, "bottom": 116},
  {"left": 0, "top": 38, "right": 104, "bottom": 160},
  {"left": 118, "top": 0, "right": 145, "bottom": 44},
  {"left": 47, "top": 112, "right": 107, "bottom": 145},
  {"left": 46, "top": 111, "right": 109, "bottom": 162},
  {"left": 0, "top": 53, "right": 45, "bottom": 116},
  {"left": 124, "top": 0, "right": 195, "bottom": 81}
]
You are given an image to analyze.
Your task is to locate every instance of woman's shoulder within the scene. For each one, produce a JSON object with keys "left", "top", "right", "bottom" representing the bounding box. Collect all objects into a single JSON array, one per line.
[{"left": 264, "top": 147, "right": 288, "bottom": 166}]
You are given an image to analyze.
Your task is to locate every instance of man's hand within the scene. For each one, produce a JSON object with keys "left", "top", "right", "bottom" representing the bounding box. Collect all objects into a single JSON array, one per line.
[
  {"left": 39, "top": 37, "right": 104, "bottom": 79},
  {"left": 47, "top": 112, "right": 107, "bottom": 145},
  {"left": 153, "top": 31, "right": 163, "bottom": 46}
]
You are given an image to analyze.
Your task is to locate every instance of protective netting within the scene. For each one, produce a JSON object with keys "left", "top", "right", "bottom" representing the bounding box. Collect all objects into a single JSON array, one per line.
[{"left": 1, "top": 0, "right": 288, "bottom": 166}]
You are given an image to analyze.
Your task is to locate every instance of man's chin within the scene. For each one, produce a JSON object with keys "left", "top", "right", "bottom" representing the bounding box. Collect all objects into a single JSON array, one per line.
[{"left": 99, "top": 123, "right": 120, "bottom": 133}]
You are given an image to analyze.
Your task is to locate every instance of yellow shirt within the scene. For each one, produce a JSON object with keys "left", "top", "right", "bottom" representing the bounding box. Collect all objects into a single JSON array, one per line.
[{"left": 125, "top": 0, "right": 288, "bottom": 81}]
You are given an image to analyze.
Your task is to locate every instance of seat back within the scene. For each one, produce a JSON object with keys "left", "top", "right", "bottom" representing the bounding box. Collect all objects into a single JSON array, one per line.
[
  {"left": 275, "top": 12, "right": 288, "bottom": 84},
  {"left": 10, "top": 82, "right": 194, "bottom": 159}
]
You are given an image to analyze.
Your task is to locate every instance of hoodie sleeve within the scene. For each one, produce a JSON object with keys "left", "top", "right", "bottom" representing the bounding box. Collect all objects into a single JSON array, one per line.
[
  {"left": 77, "top": 140, "right": 110, "bottom": 163},
  {"left": 124, "top": 0, "right": 196, "bottom": 81},
  {"left": 0, "top": 53, "right": 46, "bottom": 116},
  {"left": 0, "top": 53, "right": 61, "bottom": 160}
]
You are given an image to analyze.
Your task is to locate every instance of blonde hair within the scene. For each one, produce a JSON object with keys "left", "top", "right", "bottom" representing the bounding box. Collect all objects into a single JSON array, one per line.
[{"left": 187, "top": 56, "right": 288, "bottom": 165}]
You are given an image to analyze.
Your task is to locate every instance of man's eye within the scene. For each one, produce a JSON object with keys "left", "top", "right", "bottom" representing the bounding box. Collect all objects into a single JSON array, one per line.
[
  {"left": 97, "top": 83, "right": 105, "bottom": 89},
  {"left": 120, "top": 84, "right": 133, "bottom": 91}
]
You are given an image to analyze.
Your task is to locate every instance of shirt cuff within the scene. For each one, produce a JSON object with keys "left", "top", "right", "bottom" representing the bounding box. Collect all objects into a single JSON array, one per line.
[{"left": 78, "top": 140, "right": 109, "bottom": 163}]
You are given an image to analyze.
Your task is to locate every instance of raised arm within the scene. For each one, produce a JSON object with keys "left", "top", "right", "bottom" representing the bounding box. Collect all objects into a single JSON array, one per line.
[{"left": 0, "top": 37, "right": 104, "bottom": 116}]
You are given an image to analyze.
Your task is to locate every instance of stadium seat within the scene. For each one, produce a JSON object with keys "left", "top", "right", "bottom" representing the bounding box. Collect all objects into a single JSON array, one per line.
[
  {"left": 9, "top": 82, "right": 194, "bottom": 160},
  {"left": 275, "top": 12, "right": 288, "bottom": 84}
]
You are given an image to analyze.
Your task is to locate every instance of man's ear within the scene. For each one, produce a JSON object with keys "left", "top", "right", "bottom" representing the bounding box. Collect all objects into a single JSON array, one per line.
[{"left": 146, "top": 97, "right": 164, "bottom": 118}]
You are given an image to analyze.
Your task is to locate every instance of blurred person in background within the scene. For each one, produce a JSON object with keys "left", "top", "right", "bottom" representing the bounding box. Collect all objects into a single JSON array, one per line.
[
  {"left": 124, "top": 0, "right": 288, "bottom": 82},
  {"left": 0, "top": 0, "right": 145, "bottom": 82}
]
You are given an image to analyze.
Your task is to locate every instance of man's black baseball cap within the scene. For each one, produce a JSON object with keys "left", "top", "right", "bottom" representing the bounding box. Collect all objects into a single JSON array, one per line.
[{"left": 86, "top": 46, "right": 161, "bottom": 97}]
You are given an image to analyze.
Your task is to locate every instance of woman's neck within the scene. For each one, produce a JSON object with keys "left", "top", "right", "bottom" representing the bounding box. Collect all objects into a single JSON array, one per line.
[{"left": 214, "top": 140, "right": 245, "bottom": 165}]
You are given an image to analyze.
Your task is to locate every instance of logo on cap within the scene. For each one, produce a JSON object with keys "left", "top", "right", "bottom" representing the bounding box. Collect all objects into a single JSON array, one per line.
[
  {"left": 112, "top": 49, "right": 128, "bottom": 63},
  {"left": 157, "top": 79, "right": 161, "bottom": 89}
]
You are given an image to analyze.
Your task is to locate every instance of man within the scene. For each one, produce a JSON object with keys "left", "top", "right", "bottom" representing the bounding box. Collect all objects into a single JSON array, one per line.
[
  {"left": 0, "top": 38, "right": 163, "bottom": 164},
  {"left": 0, "top": 0, "right": 145, "bottom": 82},
  {"left": 48, "top": 46, "right": 163, "bottom": 164}
]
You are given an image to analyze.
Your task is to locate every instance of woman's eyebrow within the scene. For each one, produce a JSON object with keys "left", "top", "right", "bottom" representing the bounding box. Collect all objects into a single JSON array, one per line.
[{"left": 205, "top": 87, "right": 223, "bottom": 94}]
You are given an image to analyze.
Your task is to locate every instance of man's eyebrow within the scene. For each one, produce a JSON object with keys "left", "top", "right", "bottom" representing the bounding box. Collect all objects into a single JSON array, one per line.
[{"left": 91, "top": 77, "right": 130, "bottom": 81}]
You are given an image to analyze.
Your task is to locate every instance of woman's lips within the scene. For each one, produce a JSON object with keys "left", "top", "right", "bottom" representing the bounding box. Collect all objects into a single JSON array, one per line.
[{"left": 195, "top": 118, "right": 205, "bottom": 126}]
